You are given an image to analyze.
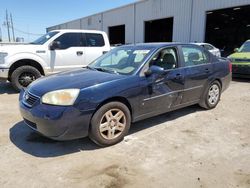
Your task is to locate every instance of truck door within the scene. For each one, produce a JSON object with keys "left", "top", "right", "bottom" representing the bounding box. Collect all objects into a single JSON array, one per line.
[
  {"left": 49, "top": 32, "right": 86, "bottom": 72},
  {"left": 84, "top": 33, "right": 110, "bottom": 65}
]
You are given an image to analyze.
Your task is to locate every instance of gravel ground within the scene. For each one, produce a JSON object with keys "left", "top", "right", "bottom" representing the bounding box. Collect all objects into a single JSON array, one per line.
[{"left": 0, "top": 80, "right": 249, "bottom": 188}]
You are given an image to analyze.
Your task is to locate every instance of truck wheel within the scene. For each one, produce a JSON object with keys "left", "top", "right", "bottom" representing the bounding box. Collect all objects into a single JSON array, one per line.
[
  {"left": 199, "top": 81, "right": 221, "bottom": 109},
  {"left": 89, "top": 102, "right": 131, "bottom": 146},
  {"left": 11, "top": 65, "right": 41, "bottom": 91}
]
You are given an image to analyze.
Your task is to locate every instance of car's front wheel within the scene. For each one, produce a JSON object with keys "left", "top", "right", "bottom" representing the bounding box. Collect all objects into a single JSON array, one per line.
[{"left": 89, "top": 102, "right": 131, "bottom": 146}]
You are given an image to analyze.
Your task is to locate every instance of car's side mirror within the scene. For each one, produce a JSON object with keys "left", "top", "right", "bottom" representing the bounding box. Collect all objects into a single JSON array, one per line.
[
  {"left": 145, "top": 65, "right": 165, "bottom": 77},
  {"left": 234, "top": 48, "right": 239, "bottom": 52},
  {"left": 49, "top": 41, "right": 61, "bottom": 50}
]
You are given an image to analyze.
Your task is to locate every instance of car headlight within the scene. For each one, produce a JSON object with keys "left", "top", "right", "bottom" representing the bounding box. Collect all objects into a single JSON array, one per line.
[
  {"left": 0, "top": 53, "right": 8, "bottom": 64},
  {"left": 41, "top": 89, "right": 80, "bottom": 106}
]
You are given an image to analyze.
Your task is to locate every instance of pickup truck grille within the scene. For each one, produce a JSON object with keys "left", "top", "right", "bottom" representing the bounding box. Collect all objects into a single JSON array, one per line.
[{"left": 23, "top": 92, "right": 40, "bottom": 107}]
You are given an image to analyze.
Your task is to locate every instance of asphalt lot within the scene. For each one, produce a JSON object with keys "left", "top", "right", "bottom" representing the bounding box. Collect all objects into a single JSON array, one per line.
[{"left": 0, "top": 80, "right": 250, "bottom": 188}]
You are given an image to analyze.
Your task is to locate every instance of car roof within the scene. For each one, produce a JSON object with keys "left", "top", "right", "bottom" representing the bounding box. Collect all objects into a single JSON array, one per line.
[
  {"left": 121, "top": 42, "right": 198, "bottom": 49},
  {"left": 192, "top": 42, "right": 212, "bottom": 46},
  {"left": 51, "top": 29, "right": 106, "bottom": 34}
]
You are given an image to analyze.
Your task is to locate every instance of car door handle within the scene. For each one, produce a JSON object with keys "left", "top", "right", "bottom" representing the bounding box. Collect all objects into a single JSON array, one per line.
[
  {"left": 205, "top": 68, "right": 210, "bottom": 73},
  {"left": 76, "top": 51, "right": 83, "bottom": 56},
  {"left": 175, "top": 73, "right": 183, "bottom": 80}
]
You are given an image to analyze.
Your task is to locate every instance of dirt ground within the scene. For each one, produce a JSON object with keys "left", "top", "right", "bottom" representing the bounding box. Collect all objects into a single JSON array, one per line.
[{"left": 0, "top": 80, "right": 250, "bottom": 188}]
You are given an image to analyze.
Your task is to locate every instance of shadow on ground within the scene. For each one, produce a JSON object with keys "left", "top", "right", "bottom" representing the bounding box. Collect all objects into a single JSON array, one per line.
[
  {"left": 9, "top": 105, "right": 202, "bottom": 158},
  {"left": 0, "top": 82, "right": 18, "bottom": 94}
]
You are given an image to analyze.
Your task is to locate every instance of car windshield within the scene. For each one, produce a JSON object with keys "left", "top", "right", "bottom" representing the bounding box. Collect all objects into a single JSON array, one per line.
[
  {"left": 88, "top": 46, "right": 154, "bottom": 75},
  {"left": 30, "top": 31, "right": 59, "bottom": 45},
  {"left": 239, "top": 41, "right": 250, "bottom": 52}
]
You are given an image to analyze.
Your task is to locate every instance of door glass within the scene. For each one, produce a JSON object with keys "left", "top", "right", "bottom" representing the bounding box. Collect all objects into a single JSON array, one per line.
[
  {"left": 150, "top": 48, "right": 178, "bottom": 70},
  {"left": 85, "top": 33, "right": 105, "bottom": 47},
  {"left": 182, "top": 46, "right": 208, "bottom": 67},
  {"left": 204, "top": 44, "right": 214, "bottom": 51},
  {"left": 54, "top": 33, "right": 86, "bottom": 49}
]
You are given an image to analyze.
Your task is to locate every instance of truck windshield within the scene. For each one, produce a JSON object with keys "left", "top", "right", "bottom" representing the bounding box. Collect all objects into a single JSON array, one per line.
[
  {"left": 239, "top": 41, "right": 250, "bottom": 52},
  {"left": 30, "top": 31, "right": 59, "bottom": 45}
]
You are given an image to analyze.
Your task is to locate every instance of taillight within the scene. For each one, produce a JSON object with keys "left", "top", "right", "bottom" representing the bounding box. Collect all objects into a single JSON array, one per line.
[{"left": 228, "top": 61, "right": 232, "bottom": 73}]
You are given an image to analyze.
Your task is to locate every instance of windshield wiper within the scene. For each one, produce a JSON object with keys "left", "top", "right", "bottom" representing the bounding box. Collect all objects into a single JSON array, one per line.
[
  {"left": 86, "top": 66, "right": 96, "bottom": 70},
  {"left": 87, "top": 66, "right": 118, "bottom": 74}
]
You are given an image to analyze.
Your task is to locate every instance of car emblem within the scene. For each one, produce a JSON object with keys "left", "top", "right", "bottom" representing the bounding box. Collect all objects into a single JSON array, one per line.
[{"left": 25, "top": 93, "right": 29, "bottom": 100}]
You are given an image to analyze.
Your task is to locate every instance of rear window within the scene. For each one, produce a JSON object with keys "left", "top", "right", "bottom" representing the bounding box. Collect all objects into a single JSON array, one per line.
[{"left": 85, "top": 33, "right": 105, "bottom": 47}]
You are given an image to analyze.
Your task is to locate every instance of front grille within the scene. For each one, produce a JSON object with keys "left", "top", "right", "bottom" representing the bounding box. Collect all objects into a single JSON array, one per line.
[
  {"left": 235, "top": 59, "right": 250, "bottom": 62},
  {"left": 23, "top": 92, "right": 40, "bottom": 107},
  {"left": 24, "top": 118, "right": 37, "bottom": 130}
]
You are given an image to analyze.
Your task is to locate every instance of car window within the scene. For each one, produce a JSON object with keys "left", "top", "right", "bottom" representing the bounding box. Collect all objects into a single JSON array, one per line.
[
  {"left": 239, "top": 41, "right": 250, "bottom": 52},
  {"left": 89, "top": 47, "right": 153, "bottom": 75},
  {"left": 149, "top": 48, "right": 178, "bottom": 70},
  {"left": 204, "top": 44, "right": 214, "bottom": 51},
  {"left": 85, "top": 33, "right": 105, "bottom": 47},
  {"left": 54, "top": 33, "right": 86, "bottom": 49},
  {"left": 182, "top": 46, "right": 209, "bottom": 67},
  {"left": 31, "top": 31, "right": 59, "bottom": 45}
]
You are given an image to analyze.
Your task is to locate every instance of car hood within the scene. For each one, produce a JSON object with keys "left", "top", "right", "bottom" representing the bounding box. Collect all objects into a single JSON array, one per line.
[
  {"left": 228, "top": 52, "right": 250, "bottom": 59},
  {"left": 28, "top": 68, "right": 126, "bottom": 96}
]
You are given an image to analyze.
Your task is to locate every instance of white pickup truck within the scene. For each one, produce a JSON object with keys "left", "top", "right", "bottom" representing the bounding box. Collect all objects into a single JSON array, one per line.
[{"left": 0, "top": 29, "right": 111, "bottom": 91}]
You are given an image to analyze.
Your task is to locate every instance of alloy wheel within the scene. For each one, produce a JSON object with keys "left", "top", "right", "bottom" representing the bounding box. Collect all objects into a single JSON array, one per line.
[{"left": 99, "top": 109, "right": 126, "bottom": 140}]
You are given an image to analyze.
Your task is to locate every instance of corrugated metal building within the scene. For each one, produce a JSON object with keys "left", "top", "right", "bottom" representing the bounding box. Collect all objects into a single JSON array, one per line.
[{"left": 47, "top": 0, "right": 250, "bottom": 55}]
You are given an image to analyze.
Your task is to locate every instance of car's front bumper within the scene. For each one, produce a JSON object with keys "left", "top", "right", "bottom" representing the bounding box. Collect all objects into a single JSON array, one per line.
[
  {"left": 19, "top": 91, "right": 94, "bottom": 141},
  {"left": 232, "top": 64, "right": 250, "bottom": 78},
  {"left": 0, "top": 68, "right": 9, "bottom": 81}
]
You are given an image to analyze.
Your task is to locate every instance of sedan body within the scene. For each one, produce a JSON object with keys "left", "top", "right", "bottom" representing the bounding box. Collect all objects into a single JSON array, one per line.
[{"left": 19, "top": 43, "right": 231, "bottom": 146}]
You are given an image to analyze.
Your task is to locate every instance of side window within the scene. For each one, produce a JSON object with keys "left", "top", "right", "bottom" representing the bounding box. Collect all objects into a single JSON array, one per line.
[
  {"left": 85, "top": 33, "right": 105, "bottom": 47},
  {"left": 150, "top": 48, "right": 178, "bottom": 70},
  {"left": 182, "top": 46, "right": 209, "bottom": 67},
  {"left": 54, "top": 33, "right": 85, "bottom": 49},
  {"left": 204, "top": 44, "right": 214, "bottom": 51}
]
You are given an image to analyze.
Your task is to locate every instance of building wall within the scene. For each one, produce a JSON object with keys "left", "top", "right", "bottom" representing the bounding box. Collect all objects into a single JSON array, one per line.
[
  {"left": 135, "top": 0, "right": 193, "bottom": 43},
  {"left": 47, "top": 0, "right": 250, "bottom": 43},
  {"left": 191, "top": 0, "right": 250, "bottom": 42},
  {"left": 102, "top": 4, "right": 135, "bottom": 44}
]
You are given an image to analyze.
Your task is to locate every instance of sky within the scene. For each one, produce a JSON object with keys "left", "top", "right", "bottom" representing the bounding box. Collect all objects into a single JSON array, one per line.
[{"left": 0, "top": 0, "right": 137, "bottom": 42}]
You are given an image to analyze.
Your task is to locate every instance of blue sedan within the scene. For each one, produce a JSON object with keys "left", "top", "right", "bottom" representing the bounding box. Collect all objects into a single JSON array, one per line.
[{"left": 19, "top": 43, "right": 231, "bottom": 146}]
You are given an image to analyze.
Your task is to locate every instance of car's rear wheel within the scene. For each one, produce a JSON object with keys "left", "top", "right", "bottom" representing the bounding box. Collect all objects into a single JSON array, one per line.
[
  {"left": 89, "top": 102, "right": 131, "bottom": 146},
  {"left": 11, "top": 65, "right": 41, "bottom": 91},
  {"left": 200, "top": 81, "right": 221, "bottom": 109}
]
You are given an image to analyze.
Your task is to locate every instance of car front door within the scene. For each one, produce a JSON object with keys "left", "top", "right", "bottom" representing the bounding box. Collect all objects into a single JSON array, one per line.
[
  {"left": 49, "top": 32, "right": 86, "bottom": 72},
  {"left": 138, "top": 47, "right": 185, "bottom": 118},
  {"left": 180, "top": 45, "right": 213, "bottom": 104}
]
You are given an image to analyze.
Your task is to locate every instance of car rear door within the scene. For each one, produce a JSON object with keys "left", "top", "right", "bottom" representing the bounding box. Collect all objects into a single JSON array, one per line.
[
  {"left": 180, "top": 45, "right": 213, "bottom": 104},
  {"left": 138, "top": 46, "right": 185, "bottom": 117}
]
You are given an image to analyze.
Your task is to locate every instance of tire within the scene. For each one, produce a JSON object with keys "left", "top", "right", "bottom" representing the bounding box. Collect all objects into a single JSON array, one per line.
[
  {"left": 10, "top": 65, "right": 41, "bottom": 91},
  {"left": 89, "top": 102, "right": 131, "bottom": 146},
  {"left": 199, "top": 81, "right": 221, "bottom": 109}
]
